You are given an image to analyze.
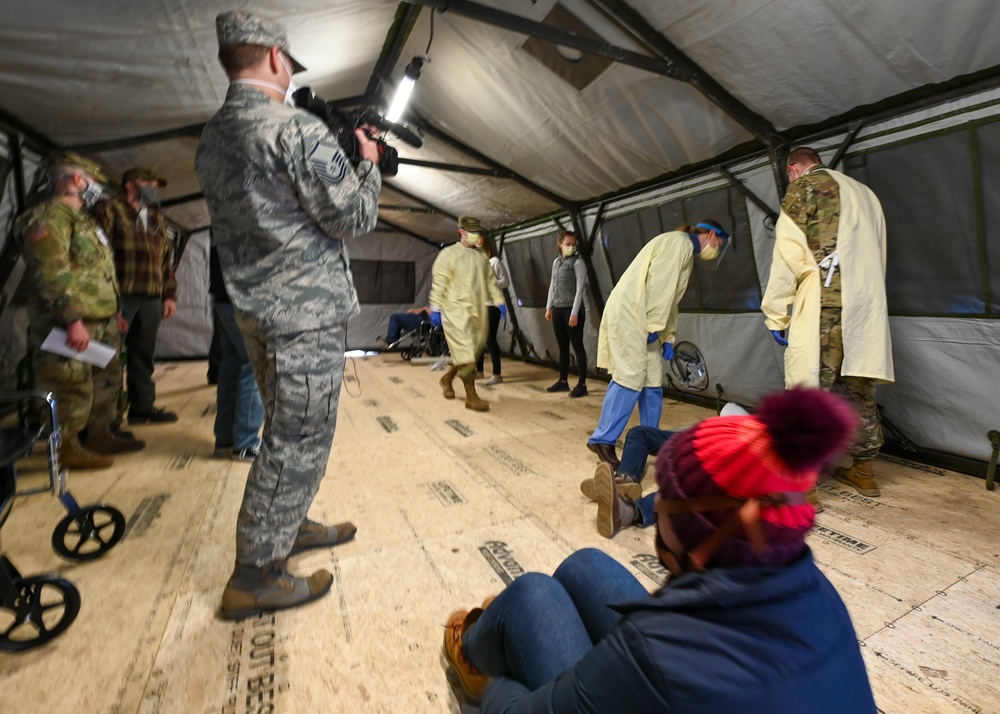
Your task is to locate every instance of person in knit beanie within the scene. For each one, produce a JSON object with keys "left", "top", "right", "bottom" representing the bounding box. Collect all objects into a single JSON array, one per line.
[
  {"left": 442, "top": 387, "right": 876, "bottom": 713},
  {"left": 653, "top": 386, "right": 857, "bottom": 571}
]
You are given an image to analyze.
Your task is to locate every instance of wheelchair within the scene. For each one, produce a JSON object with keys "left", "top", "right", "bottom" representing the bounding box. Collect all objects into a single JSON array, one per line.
[
  {"left": 0, "top": 390, "right": 126, "bottom": 651},
  {"left": 398, "top": 321, "right": 449, "bottom": 362}
]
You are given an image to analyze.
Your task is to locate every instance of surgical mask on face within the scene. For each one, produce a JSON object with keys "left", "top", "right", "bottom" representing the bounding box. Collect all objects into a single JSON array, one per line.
[
  {"left": 138, "top": 184, "right": 159, "bottom": 206},
  {"left": 698, "top": 242, "right": 720, "bottom": 261},
  {"left": 561, "top": 245, "right": 576, "bottom": 257},
  {"left": 279, "top": 54, "right": 297, "bottom": 107},
  {"left": 80, "top": 180, "right": 104, "bottom": 209}
]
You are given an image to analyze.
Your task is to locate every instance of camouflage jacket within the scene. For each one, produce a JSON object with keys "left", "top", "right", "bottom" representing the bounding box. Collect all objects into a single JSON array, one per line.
[
  {"left": 195, "top": 84, "right": 381, "bottom": 337},
  {"left": 17, "top": 198, "right": 120, "bottom": 324},
  {"left": 781, "top": 165, "right": 842, "bottom": 307}
]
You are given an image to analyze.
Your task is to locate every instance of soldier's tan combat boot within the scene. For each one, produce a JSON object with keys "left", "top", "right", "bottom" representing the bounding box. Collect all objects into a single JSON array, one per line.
[
  {"left": 288, "top": 518, "right": 357, "bottom": 556},
  {"left": 833, "top": 460, "right": 880, "bottom": 497},
  {"left": 439, "top": 365, "right": 458, "bottom": 400},
  {"left": 84, "top": 426, "right": 146, "bottom": 454},
  {"left": 458, "top": 366, "right": 489, "bottom": 412},
  {"left": 220, "top": 559, "right": 334, "bottom": 620},
  {"left": 580, "top": 462, "right": 643, "bottom": 502},
  {"left": 60, "top": 435, "right": 114, "bottom": 470}
]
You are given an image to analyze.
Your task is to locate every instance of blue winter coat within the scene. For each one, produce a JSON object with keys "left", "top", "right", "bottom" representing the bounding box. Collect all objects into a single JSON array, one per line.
[{"left": 482, "top": 549, "right": 876, "bottom": 713}]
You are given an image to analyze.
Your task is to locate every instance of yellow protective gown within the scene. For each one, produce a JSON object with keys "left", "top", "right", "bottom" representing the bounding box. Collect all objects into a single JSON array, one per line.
[
  {"left": 597, "top": 231, "right": 694, "bottom": 391},
  {"left": 761, "top": 168, "right": 894, "bottom": 388},
  {"left": 429, "top": 243, "right": 505, "bottom": 366}
]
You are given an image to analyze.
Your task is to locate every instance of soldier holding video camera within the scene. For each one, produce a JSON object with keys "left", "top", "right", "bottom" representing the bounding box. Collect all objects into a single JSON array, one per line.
[{"left": 195, "top": 11, "right": 381, "bottom": 619}]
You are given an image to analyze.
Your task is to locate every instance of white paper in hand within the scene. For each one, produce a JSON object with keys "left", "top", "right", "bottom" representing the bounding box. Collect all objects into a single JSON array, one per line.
[{"left": 41, "top": 328, "right": 117, "bottom": 368}]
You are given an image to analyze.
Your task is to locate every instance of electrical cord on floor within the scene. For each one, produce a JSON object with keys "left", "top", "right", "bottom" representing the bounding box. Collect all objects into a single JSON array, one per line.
[{"left": 342, "top": 353, "right": 362, "bottom": 398}]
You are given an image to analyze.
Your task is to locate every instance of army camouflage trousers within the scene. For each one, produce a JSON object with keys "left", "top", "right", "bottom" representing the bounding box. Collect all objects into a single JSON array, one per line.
[
  {"left": 235, "top": 320, "right": 348, "bottom": 566},
  {"left": 32, "top": 317, "right": 122, "bottom": 438},
  {"left": 819, "top": 308, "right": 882, "bottom": 461}
]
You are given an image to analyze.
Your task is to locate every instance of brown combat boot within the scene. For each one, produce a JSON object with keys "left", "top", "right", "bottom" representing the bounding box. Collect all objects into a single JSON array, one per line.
[
  {"left": 458, "top": 365, "right": 489, "bottom": 412},
  {"left": 439, "top": 365, "right": 458, "bottom": 399},
  {"left": 833, "top": 460, "right": 880, "bottom": 497},
  {"left": 221, "top": 559, "right": 334, "bottom": 620},
  {"left": 84, "top": 425, "right": 146, "bottom": 454},
  {"left": 60, "top": 435, "right": 114, "bottom": 470}
]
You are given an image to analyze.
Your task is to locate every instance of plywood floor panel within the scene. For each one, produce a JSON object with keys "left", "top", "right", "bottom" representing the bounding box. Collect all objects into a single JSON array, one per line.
[{"left": 1, "top": 356, "right": 998, "bottom": 714}]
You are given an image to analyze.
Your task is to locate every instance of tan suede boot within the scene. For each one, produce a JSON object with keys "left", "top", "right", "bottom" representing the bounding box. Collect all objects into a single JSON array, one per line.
[
  {"left": 439, "top": 365, "right": 458, "bottom": 399},
  {"left": 580, "top": 462, "right": 643, "bottom": 502},
  {"left": 60, "top": 434, "right": 114, "bottom": 470},
  {"left": 221, "top": 559, "right": 334, "bottom": 620},
  {"left": 833, "top": 460, "right": 880, "bottom": 497},
  {"left": 458, "top": 366, "right": 489, "bottom": 412}
]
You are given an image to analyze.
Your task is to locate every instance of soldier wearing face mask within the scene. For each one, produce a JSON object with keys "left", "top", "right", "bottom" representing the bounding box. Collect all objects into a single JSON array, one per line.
[
  {"left": 17, "top": 152, "right": 145, "bottom": 470},
  {"left": 196, "top": 11, "right": 382, "bottom": 620},
  {"left": 92, "top": 167, "right": 178, "bottom": 425}
]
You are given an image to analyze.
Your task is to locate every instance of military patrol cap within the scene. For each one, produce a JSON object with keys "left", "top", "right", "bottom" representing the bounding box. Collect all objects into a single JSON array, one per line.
[
  {"left": 50, "top": 151, "right": 109, "bottom": 183},
  {"left": 215, "top": 11, "right": 306, "bottom": 73},
  {"left": 458, "top": 216, "right": 482, "bottom": 233},
  {"left": 122, "top": 167, "right": 168, "bottom": 187}
]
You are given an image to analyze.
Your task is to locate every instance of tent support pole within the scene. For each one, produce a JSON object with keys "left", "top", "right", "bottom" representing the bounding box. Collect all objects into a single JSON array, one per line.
[
  {"left": 570, "top": 207, "right": 606, "bottom": 316},
  {"left": 829, "top": 121, "right": 866, "bottom": 170},
  {"left": 715, "top": 166, "right": 777, "bottom": 224},
  {"left": 365, "top": 2, "right": 424, "bottom": 101}
]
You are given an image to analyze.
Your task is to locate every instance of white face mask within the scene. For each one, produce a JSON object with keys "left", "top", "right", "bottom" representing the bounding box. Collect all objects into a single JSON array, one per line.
[
  {"left": 80, "top": 180, "right": 104, "bottom": 209},
  {"left": 279, "top": 53, "right": 297, "bottom": 107},
  {"left": 561, "top": 245, "right": 576, "bottom": 257},
  {"left": 138, "top": 184, "right": 159, "bottom": 206}
]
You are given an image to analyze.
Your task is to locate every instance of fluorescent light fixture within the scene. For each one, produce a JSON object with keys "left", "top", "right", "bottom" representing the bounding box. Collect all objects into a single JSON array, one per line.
[{"left": 386, "top": 57, "right": 424, "bottom": 123}]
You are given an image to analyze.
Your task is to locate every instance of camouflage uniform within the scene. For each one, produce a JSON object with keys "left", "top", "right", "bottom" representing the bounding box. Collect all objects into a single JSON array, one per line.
[
  {"left": 196, "top": 80, "right": 381, "bottom": 566},
  {"left": 17, "top": 199, "right": 122, "bottom": 437},
  {"left": 783, "top": 165, "right": 881, "bottom": 460}
]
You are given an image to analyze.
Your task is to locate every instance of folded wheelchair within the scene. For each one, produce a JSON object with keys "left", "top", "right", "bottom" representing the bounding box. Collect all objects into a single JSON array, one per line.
[
  {"left": 397, "top": 321, "right": 449, "bottom": 362},
  {"left": 0, "top": 390, "right": 126, "bottom": 651}
]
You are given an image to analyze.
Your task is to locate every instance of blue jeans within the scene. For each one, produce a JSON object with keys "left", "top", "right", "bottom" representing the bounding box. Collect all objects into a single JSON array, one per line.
[
  {"left": 619, "top": 426, "right": 676, "bottom": 482},
  {"left": 387, "top": 312, "right": 425, "bottom": 342},
  {"left": 463, "top": 548, "right": 647, "bottom": 691},
  {"left": 214, "top": 303, "right": 263, "bottom": 451}
]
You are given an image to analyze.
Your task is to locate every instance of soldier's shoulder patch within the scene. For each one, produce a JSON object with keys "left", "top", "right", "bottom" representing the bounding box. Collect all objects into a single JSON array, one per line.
[
  {"left": 26, "top": 225, "right": 50, "bottom": 243},
  {"left": 308, "top": 140, "right": 349, "bottom": 186}
]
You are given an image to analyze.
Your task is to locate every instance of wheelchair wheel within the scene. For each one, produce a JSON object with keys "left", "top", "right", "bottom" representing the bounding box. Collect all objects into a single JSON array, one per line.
[
  {"left": 400, "top": 349, "right": 413, "bottom": 361},
  {"left": 52, "top": 505, "right": 126, "bottom": 561},
  {"left": 0, "top": 575, "right": 81, "bottom": 651}
]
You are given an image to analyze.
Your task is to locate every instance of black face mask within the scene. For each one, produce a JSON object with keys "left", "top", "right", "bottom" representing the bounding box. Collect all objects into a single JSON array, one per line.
[{"left": 138, "top": 184, "right": 159, "bottom": 206}]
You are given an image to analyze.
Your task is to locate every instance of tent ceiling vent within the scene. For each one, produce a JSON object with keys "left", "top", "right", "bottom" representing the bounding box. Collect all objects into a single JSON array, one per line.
[{"left": 519, "top": 3, "right": 613, "bottom": 91}]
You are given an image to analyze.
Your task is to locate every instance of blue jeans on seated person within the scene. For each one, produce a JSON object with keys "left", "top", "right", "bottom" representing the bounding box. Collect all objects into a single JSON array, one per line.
[
  {"left": 463, "top": 548, "right": 647, "bottom": 691},
  {"left": 387, "top": 312, "right": 425, "bottom": 342},
  {"left": 214, "top": 303, "right": 264, "bottom": 451},
  {"left": 618, "top": 426, "right": 676, "bottom": 482}
]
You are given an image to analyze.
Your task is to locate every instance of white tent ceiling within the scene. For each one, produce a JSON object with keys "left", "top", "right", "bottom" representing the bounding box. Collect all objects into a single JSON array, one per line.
[{"left": 2, "top": 0, "right": 1000, "bottom": 237}]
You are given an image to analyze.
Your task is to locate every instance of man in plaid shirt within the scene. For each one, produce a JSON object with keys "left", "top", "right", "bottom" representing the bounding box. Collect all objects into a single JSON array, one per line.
[{"left": 93, "top": 167, "right": 179, "bottom": 424}]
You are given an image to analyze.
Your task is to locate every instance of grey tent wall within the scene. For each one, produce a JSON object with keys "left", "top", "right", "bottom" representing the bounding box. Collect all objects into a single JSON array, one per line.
[
  {"left": 498, "top": 86, "right": 1000, "bottom": 464},
  {"left": 344, "top": 230, "right": 441, "bottom": 350},
  {"left": 156, "top": 228, "right": 212, "bottom": 360}
]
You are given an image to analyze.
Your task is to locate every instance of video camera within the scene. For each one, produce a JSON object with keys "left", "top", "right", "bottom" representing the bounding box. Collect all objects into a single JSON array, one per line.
[{"left": 292, "top": 87, "right": 422, "bottom": 177}]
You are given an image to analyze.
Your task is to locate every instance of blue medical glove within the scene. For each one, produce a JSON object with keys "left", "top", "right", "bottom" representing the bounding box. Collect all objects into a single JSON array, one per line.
[
  {"left": 498, "top": 304, "right": 507, "bottom": 319},
  {"left": 647, "top": 332, "right": 658, "bottom": 344},
  {"left": 770, "top": 329, "right": 788, "bottom": 347},
  {"left": 429, "top": 311, "right": 442, "bottom": 328},
  {"left": 662, "top": 342, "right": 674, "bottom": 361}
]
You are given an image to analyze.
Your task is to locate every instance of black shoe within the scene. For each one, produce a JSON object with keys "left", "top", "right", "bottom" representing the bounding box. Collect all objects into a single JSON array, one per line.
[
  {"left": 129, "top": 407, "right": 178, "bottom": 424},
  {"left": 570, "top": 383, "right": 588, "bottom": 398},
  {"left": 546, "top": 380, "right": 570, "bottom": 393}
]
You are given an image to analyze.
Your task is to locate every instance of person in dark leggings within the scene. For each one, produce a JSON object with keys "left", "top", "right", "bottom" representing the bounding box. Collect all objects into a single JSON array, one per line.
[
  {"left": 476, "top": 235, "right": 510, "bottom": 384},
  {"left": 544, "top": 231, "right": 588, "bottom": 397},
  {"left": 442, "top": 388, "right": 876, "bottom": 714}
]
